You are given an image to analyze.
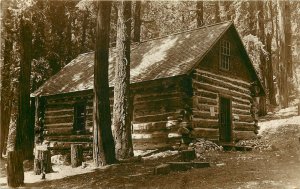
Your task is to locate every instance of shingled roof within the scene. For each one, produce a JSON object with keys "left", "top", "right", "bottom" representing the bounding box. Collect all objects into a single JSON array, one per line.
[{"left": 32, "top": 22, "right": 262, "bottom": 97}]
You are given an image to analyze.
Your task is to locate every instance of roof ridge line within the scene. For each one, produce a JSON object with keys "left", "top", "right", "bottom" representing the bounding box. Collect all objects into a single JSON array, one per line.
[{"left": 132, "top": 21, "right": 232, "bottom": 45}]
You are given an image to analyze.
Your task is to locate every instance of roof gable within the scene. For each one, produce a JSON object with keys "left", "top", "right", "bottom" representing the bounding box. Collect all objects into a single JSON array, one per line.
[{"left": 33, "top": 22, "right": 262, "bottom": 97}]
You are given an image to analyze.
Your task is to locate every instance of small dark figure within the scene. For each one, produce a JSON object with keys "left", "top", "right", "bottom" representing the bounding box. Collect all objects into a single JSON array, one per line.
[{"left": 178, "top": 105, "right": 194, "bottom": 148}]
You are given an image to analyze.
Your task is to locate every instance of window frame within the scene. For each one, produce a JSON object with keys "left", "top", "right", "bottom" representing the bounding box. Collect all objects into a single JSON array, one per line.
[{"left": 219, "top": 40, "right": 231, "bottom": 71}]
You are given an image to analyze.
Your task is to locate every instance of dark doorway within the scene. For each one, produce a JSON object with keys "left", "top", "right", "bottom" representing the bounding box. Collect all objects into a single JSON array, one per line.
[
  {"left": 219, "top": 97, "right": 232, "bottom": 142},
  {"left": 73, "top": 102, "right": 86, "bottom": 133}
]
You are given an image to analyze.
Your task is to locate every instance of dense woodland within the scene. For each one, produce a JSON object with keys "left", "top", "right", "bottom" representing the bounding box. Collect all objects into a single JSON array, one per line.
[{"left": 0, "top": 0, "right": 300, "bottom": 186}]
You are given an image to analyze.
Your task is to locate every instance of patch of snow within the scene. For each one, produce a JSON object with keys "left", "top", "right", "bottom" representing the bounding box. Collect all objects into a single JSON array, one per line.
[
  {"left": 0, "top": 163, "right": 96, "bottom": 185},
  {"left": 275, "top": 106, "right": 298, "bottom": 117},
  {"left": 259, "top": 115, "right": 300, "bottom": 134}
]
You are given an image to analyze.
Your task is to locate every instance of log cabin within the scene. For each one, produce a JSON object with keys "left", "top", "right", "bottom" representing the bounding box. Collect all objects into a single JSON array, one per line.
[{"left": 32, "top": 22, "right": 265, "bottom": 151}]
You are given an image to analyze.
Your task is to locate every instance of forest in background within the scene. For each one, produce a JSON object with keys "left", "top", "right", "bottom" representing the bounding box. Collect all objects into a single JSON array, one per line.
[{"left": 1, "top": 0, "right": 300, "bottom": 161}]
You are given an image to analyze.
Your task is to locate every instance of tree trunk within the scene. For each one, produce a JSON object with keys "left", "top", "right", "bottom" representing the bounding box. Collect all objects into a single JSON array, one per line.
[
  {"left": 113, "top": 0, "right": 134, "bottom": 160},
  {"left": 266, "top": 1, "right": 277, "bottom": 106},
  {"left": 284, "top": 1, "right": 292, "bottom": 103},
  {"left": 0, "top": 39, "right": 13, "bottom": 158},
  {"left": 71, "top": 144, "right": 83, "bottom": 168},
  {"left": 284, "top": 1, "right": 292, "bottom": 77},
  {"left": 248, "top": 1, "right": 256, "bottom": 36},
  {"left": 133, "top": 0, "right": 141, "bottom": 43},
  {"left": 196, "top": 1, "right": 204, "bottom": 27},
  {"left": 93, "top": 1, "right": 116, "bottom": 167},
  {"left": 16, "top": 18, "right": 33, "bottom": 160},
  {"left": 266, "top": 33, "right": 277, "bottom": 106},
  {"left": 81, "top": 9, "right": 89, "bottom": 53},
  {"left": 277, "top": 0, "right": 288, "bottom": 108},
  {"left": 7, "top": 151, "right": 24, "bottom": 187},
  {"left": 214, "top": 1, "right": 221, "bottom": 23},
  {"left": 256, "top": 1, "right": 267, "bottom": 116}
]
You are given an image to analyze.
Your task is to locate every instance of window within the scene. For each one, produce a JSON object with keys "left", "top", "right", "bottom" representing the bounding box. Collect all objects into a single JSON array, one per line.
[
  {"left": 73, "top": 102, "right": 86, "bottom": 134},
  {"left": 220, "top": 40, "right": 230, "bottom": 70}
]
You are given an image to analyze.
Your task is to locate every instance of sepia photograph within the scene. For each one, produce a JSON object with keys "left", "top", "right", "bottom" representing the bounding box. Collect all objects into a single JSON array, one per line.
[{"left": 0, "top": 0, "right": 300, "bottom": 188}]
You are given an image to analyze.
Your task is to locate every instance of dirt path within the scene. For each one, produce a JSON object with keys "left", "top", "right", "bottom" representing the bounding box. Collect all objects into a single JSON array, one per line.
[
  {"left": 1, "top": 122, "right": 299, "bottom": 189},
  {"left": 17, "top": 149, "right": 299, "bottom": 189}
]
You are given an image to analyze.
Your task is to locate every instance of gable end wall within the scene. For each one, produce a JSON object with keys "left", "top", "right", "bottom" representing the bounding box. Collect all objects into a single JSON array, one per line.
[{"left": 191, "top": 28, "right": 257, "bottom": 142}]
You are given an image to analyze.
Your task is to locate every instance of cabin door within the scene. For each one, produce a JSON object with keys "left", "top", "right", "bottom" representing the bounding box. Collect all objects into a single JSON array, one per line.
[{"left": 219, "top": 97, "right": 232, "bottom": 142}]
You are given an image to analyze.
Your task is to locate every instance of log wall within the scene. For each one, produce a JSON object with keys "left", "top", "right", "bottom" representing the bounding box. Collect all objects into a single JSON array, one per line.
[
  {"left": 131, "top": 77, "right": 192, "bottom": 149},
  {"left": 43, "top": 91, "right": 94, "bottom": 150},
  {"left": 191, "top": 69, "right": 256, "bottom": 141},
  {"left": 41, "top": 77, "right": 192, "bottom": 151}
]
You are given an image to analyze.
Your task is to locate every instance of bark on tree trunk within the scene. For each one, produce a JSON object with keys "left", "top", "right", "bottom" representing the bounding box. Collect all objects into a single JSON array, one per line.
[
  {"left": 284, "top": 1, "right": 292, "bottom": 77},
  {"left": 214, "top": 1, "right": 221, "bottom": 23},
  {"left": 256, "top": 1, "right": 267, "bottom": 116},
  {"left": 16, "top": 18, "right": 33, "bottom": 160},
  {"left": 93, "top": 1, "right": 116, "bottom": 167},
  {"left": 278, "top": 0, "right": 289, "bottom": 108},
  {"left": 133, "top": 1, "right": 141, "bottom": 43},
  {"left": 7, "top": 151, "right": 24, "bottom": 187},
  {"left": 71, "top": 144, "right": 83, "bottom": 168},
  {"left": 113, "top": 0, "right": 134, "bottom": 160},
  {"left": 266, "top": 33, "right": 277, "bottom": 106},
  {"left": 0, "top": 39, "right": 13, "bottom": 157},
  {"left": 266, "top": 1, "right": 277, "bottom": 106},
  {"left": 81, "top": 9, "right": 89, "bottom": 53},
  {"left": 196, "top": 1, "right": 204, "bottom": 27}
]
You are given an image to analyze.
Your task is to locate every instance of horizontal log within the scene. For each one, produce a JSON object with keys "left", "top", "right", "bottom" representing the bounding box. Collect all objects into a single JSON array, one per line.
[
  {"left": 132, "top": 132, "right": 168, "bottom": 140},
  {"left": 192, "top": 118, "right": 219, "bottom": 129},
  {"left": 193, "top": 89, "right": 218, "bottom": 99},
  {"left": 195, "top": 104, "right": 219, "bottom": 112},
  {"left": 134, "top": 97, "right": 183, "bottom": 110},
  {"left": 48, "top": 141, "right": 92, "bottom": 149},
  {"left": 133, "top": 142, "right": 171, "bottom": 150},
  {"left": 132, "top": 121, "right": 167, "bottom": 132},
  {"left": 45, "top": 90, "right": 93, "bottom": 101},
  {"left": 44, "top": 134, "right": 93, "bottom": 142},
  {"left": 195, "top": 69, "right": 251, "bottom": 89},
  {"left": 193, "top": 111, "right": 219, "bottom": 119},
  {"left": 232, "top": 96, "right": 251, "bottom": 106},
  {"left": 134, "top": 91, "right": 184, "bottom": 103},
  {"left": 134, "top": 112, "right": 181, "bottom": 122},
  {"left": 44, "top": 128, "right": 92, "bottom": 136},
  {"left": 195, "top": 73, "right": 250, "bottom": 95},
  {"left": 233, "top": 131, "right": 257, "bottom": 141},
  {"left": 44, "top": 123, "right": 73, "bottom": 128},
  {"left": 233, "top": 122, "right": 255, "bottom": 131},
  {"left": 45, "top": 115, "right": 73, "bottom": 124},
  {"left": 46, "top": 103, "right": 74, "bottom": 109},
  {"left": 195, "top": 96, "right": 218, "bottom": 106},
  {"left": 44, "top": 127, "right": 73, "bottom": 135},
  {"left": 48, "top": 146, "right": 93, "bottom": 152},
  {"left": 232, "top": 103, "right": 250, "bottom": 111},
  {"left": 232, "top": 108, "right": 251, "bottom": 115},
  {"left": 193, "top": 80, "right": 252, "bottom": 101},
  {"left": 233, "top": 114, "right": 254, "bottom": 122},
  {"left": 191, "top": 128, "right": 219, "bottom": 139},
  {"left": 45, "top": 109, "right": 73, "bottom": 117}
]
